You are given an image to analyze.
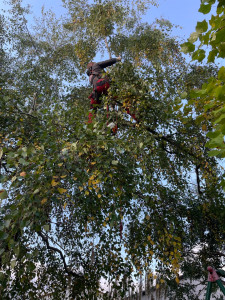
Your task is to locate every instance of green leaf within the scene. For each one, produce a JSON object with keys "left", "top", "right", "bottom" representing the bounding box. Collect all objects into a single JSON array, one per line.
[
  {"left": 215, "top": 27, "right": 225, "bottom": 44},
  {"left": 33, "top": 189, "right": 40, "bottom": 195},
  {"left": 181, "top": 42, "right": 195, "bottom": 54},
  {"left": 214, "top": 113, "right": 225, "bottom": 124},
  {"left": 220, "top": 124, "right": 225, "bottom": 134},
  {"left": 181, "top": 92, "right": 188, "bottom": 99},
  {"left": 198, "top": 3, "right": 212, "bottom": 14},
  {"left": 4, "top": 219, "right": 11, "bottom": 229},
  {"left": 218, "top": 66, "right": 225, "bottom": 81},
  {"left": 196, "top": 20, "right": 208, "bottom": 33},
  {"left": 207, "top": 131, "right": 220, "bottom": 139},
  {"left": 217, "top": 150, "right": 225, "bottom": 158},
  {"left": 10, "top": 259, "right": 16, "bottom": 269},
  {"left": 43, "top": 224, "right": 50, "bottom": 232},
  {"left": 189, "top": 32, "right": 200, "bottom": 43},
  {"left": 208, "top": 133, "right": 224, "bottom": 147},
  {"left": 0, "top": 232, "right": 8, "bottom": 241},
  {"left": 19, "top": 158, "right": 26, "bottom": 165},
  {"left": 208, "top": 149, "right": 221, "bottom": 156},
  {"left": 207, "top": 49, "right": 218, "bottom": 62},
  {"left": 214, "top": 86, "right": 225, "bottom": 100},
  {"left": 0, "top": 190, "right": 8, "bottom": 200},
  {"left": 192, "top": 49, "right": 206, "bottom": 62}
]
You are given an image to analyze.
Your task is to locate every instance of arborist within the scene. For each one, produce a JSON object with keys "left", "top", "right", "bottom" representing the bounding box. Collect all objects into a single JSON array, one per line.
[{"left": 86, "top": 57, "right": 121, "bottom": 123}]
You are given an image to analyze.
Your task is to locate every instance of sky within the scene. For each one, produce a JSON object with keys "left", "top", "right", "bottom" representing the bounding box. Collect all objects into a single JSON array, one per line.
[{"left": 0, "top": 0, "right": 211, "bottom": 41}]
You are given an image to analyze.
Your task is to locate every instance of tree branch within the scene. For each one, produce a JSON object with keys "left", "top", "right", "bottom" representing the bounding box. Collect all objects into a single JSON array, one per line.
[
  {"left": 37, "top": 231, "right": 83, "bottom": 279},
  {"left": 143, "top": 124, "right": 203, "bottom": 162},
  {"left": 213, "top": 251, "right": 225, "bottom": 258},
  {"left": 105, "top": 37, "right": 112, "bottom": 59},
  {"left": 196, "top": 165, "right": 202, "bottom": 195}
]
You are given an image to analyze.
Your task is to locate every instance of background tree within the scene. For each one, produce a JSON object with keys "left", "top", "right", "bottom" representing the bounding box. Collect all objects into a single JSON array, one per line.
[
  {"left": 182, "top": 0, "right": 225, "bottom": 185},
  {"left": 0, "top": 0, "right": 224, "bottom": 299}
]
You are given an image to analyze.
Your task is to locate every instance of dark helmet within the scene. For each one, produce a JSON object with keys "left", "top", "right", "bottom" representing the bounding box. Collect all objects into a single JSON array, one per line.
[{"left": 86, "top": 62, "right": 95, "bottom": 76}]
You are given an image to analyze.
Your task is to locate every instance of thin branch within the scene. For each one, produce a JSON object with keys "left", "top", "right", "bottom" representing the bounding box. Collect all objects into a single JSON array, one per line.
[
  {"left": 196, "top": 165, "right": 202, "bottom": 195},
  {"left": 14, "top": 106, "right": 39, "bottom": 119},
  {"left": 23, "top": 17, "right": 41, "bottom": 57},
  {"left": 105, "top": 37, "right": 112, "bottom": 59},
  {"left": 213, "top": 251, "right": 225, "bottom": 258},
  {"left": 37, "top": 231, "right": 83, "bottom": 279},
  {"left": 143, "top": 124, "right": 203, "bottom": 162}
]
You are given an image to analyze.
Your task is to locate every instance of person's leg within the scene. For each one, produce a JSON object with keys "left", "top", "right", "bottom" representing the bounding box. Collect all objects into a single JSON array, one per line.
[{"left": 88, "top": 92, "right": 101, "bottom": 123}]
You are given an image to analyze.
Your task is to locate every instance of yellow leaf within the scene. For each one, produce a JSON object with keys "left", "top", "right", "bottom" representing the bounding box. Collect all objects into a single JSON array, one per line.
[
  {"left": 58, "top": 163, "right": 63, "bottom": 167},
  {"left": 79, "top": 186, "right": 83, "bottom": 192},
  {"left": 90, "top": 216, "right": 95, "bottom": 221},
  {"left": 91, "top": 162, "right": 96, "bottom": 165},
  {"left": 20, "top": 172, "right": 26, "bottom": 177},
  {"left": 51, "top": 179, "right": 59, "bottom": 187},
  {"left": 63, "top": 202, "right": 67, "bottom": 209},
  {"left": 97, "top": 194, "right": 101, "bottom": 198},
  {"left": 175, "top": 277, "right": 180, "bottom": 284},
  {"left": 58, "top": 188, "right": 67, "bottom": 194},
  {"left": 156, "top": 284, "right": 160, "bottom": 289},
  {"left": 11, "top": 176, "right": 17, "bottom": 182},
  {"left": 60, "top": 175, "right": 67, "bottom": 178},
  {"left": 41, "top": 198, "right": 47, "bottom": 205},
  {"left": 202, "top": 124, "right": 207, "bottom": 131},
  {"left": 146, "top": 214, "right": 150, "bottom": 220},
  {"left": 85, "top": 191, "right": 90, "bottom": 196},
  {"left": 103, "top": 221, "right": 107, "bottom": 227},
  {"left": 73, "top": 177, "right": 77, "bottom": 180}
]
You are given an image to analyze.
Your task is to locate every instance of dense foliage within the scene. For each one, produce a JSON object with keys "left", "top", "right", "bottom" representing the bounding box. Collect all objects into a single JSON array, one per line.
[
  {"left": 182, "top": 0, "right": 225, "bottom": 186},
  {"left": 0, "top": 0, "right": 224, "bottom": 299}
]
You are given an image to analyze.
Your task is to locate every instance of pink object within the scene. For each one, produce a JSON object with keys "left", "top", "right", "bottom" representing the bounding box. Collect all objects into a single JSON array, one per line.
[{"left": 207, "top": 266, "right": 220, "bottom": 282}]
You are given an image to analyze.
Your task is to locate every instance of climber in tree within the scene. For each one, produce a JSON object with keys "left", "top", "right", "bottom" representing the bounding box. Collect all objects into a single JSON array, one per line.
[{"left": 86, "top": 57, "right": 121, "bottom": 123}]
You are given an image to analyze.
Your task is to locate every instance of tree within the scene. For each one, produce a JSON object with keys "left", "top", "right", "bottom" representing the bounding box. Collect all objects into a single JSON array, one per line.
[
  {"left": 181, "top": 0, "right": 225, "bottom": 187},
  {"left": 0, "top": 0, "right": 224, "bottom": 299}
]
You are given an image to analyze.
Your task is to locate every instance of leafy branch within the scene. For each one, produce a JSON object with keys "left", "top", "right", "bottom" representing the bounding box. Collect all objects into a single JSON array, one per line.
[{"left": 37, "top": 231, "right": 83, "bottom": 279}]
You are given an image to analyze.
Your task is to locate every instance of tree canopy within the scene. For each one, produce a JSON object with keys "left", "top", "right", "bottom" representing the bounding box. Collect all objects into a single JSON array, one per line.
[
  {"left": 182, "top": 0, "right": 225, "bottom": 186},
  {"left": 0, "top": 0, "right": 225, "bottom": 299}
]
